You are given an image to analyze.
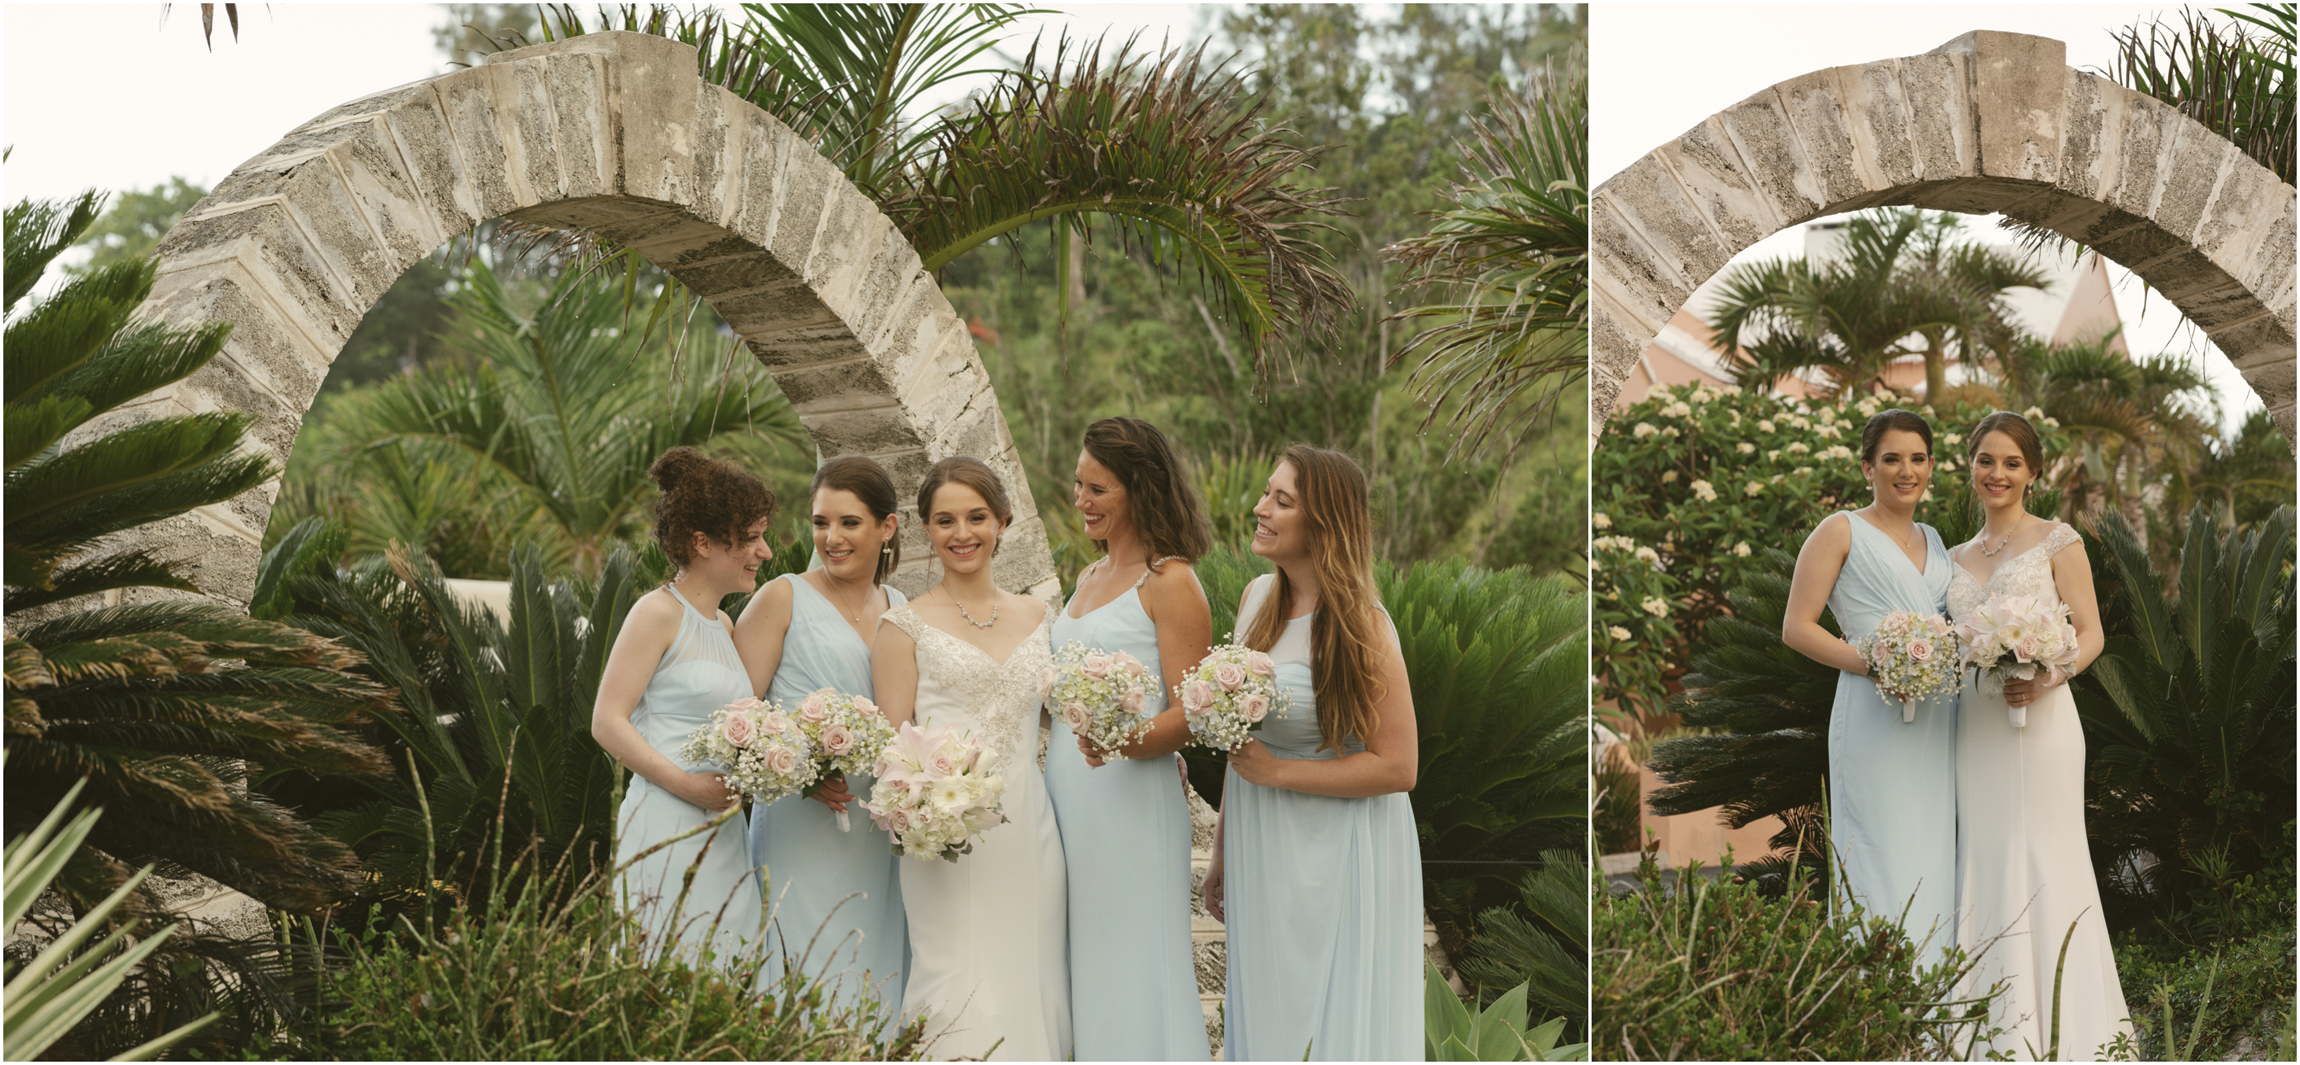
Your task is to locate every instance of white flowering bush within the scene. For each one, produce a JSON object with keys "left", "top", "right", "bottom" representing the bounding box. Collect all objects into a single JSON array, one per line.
[
  {"left": 1039, "top": 642, "right": 1159, "bottom": 760},
  {"left": 677, "top": 697, "right": 820, "bottom": 805},
  {"left": 1593, "top": 383, "right": 2069, "bottom": 726}
]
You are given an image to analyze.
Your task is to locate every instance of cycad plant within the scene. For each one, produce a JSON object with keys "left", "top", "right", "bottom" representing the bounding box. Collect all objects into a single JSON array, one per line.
[
  {"left": 1383, "top": 56, "right": 1588, "bottom": 457},
  {"left": 2076, "top": 504, "right": 2295, "bottom": 914},
  {"left": 1458, "top": 849, "right": 1591, "bottom": 1041},
  {"left": 4, "top": 192, "right": 393, "bottom": 913}
]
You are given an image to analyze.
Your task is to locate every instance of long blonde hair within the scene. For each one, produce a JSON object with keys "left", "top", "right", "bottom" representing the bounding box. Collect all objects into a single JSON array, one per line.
[{"left": 1241, "top": 445, "right": 1384, "bottom": 754}]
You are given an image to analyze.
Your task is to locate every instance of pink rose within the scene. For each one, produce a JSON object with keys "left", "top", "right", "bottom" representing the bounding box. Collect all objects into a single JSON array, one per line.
[
  {"left": 1214, "top": 661, "right": 1247, "bottom": 691},
  {"left": 1062, "top": 702, "right": 1089, "bottom": 729},
  {"left": 1240, "top": 692, "right": 1270, "bottom": 722},
  {"left": 1083, "top": 654, "right": 1114, "bottom": 680},
  {"left": 2015, "top": 634, "right": 2041, "bottom": 661},
  {"left": 764, "top": 744, "right": 800, "bottom": 776},
  {"left": 1120, "top": 688, "right": 1146, "bottom": 715},
  {"left": 852, "top": 696, "right": 877, "bottom": 717},
  {"left": 1182, "top": 679, "right": 1213, "bottom": 711},
  {"left": 890, "top": 807, "right": 913, "bottom": 835},
  {"left": 1038, "top": 668, "right": 1058, "bottom": 696},
  {"left": 757, "top": 710, "right": 792, "bottom": 735},
  {"left": 726, "top": 696, "right": 766, "bottom": 714},
  {"left": 822, "top": 724, "right": 856, "bottom": 755},
  {"left": 1245, "top": 651, "right": 1275, "bottom": 677},
  {"left": 797, "top": 692, "right": 830, "bottom": 723},
  {"left": 1114, "top": 651, "right": 1148, "bottom": 677},
  {"left": 720, "top": 712, "right": 756, "bottom": 748},
  {"left": 1907, "top": 638, "right": 1934, "bottom": 663},
  {"left": 929, "top": 751, "right": 959, "bottom": 776}
]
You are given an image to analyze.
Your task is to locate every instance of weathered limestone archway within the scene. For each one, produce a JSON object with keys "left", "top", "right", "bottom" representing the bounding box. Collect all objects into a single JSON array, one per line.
[
  {"left": 125, "top": 31, "right": 1055, "bottom": 604},
  {"left": 1592, "top": 30, "right": 2297, "bottom": 444}
]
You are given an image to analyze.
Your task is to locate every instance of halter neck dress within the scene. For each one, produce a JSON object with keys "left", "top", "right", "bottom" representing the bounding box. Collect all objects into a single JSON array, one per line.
[
  {"left": 747, "top": 574, "right": 909, "bottom": 1015},
  {"left": 1045, "top": 558, "right": 1207, "bottom": 1060},
  {"left": 1220, "top": 575, "right": 1422, "bottom": 1061},
  {"left": 612, "top": 584, "right": 766, "bottom": 965},
  {"left": 1823, "top": 512, "right": 1956, "bottom": 956}
]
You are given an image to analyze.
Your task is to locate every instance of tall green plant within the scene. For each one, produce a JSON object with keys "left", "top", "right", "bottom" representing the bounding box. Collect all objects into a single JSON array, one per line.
[
  {"left": 1457, "top": 849, "right": 1590, "bottom": 1038},
  {"left": 4, "top": 192, "right": 394, "bottom": 912}
]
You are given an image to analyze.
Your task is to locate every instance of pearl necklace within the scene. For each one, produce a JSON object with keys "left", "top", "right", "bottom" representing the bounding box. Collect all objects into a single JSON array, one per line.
[{"left": 944, "top": 589, "right": 998, "bottom": 630}]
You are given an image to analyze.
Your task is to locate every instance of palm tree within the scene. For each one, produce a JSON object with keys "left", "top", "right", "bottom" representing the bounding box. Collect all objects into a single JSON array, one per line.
[
  {"left": 2107, "top": 3, "right": 2293, "bottom": 186},
  {"left": 1382, "top": 54, "right": 1588, "bottom": 457},
  {"left": 1705, "top": 209, "right": 2048, "bottom": 402},
  {"left": 4, "top": 192, "right": 395, "bottom": 913},
  {"left": 2022, "top": 333, "right": 2216, "bottom": 536}
]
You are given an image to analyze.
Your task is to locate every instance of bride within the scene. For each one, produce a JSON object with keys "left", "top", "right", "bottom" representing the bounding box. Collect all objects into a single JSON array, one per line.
[
  {"left": 870, "top": 456, "right": 1070, "bottom": 1061},
  {"left": 1949, "top": 412, "right": 2131, "bottom": 1059}
]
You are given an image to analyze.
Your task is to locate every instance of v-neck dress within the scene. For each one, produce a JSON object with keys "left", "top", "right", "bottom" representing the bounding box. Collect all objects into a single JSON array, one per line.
[
  {"left": 1824, "top": 512, "right": 1956, "bottom": 956},
  {"left": 1045, "top": 562, "right": 1206, "bottom": 1060},
  {"left": 747, "top": 574, "right": 909, "bottom": 1014}
]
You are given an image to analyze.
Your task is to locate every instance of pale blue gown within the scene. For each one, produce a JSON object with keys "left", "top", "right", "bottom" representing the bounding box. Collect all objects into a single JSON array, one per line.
[
  {"left": 1824, "top": 512, "right": 1956, "bottom": 956},
  {"left": 1220, "top": 575, "right": 1422, "bottom": 1062},
  {"left": 747, "top": 574, "right": 909, "bottom": 1011},
  {"left": 1046, "top": 560, "right": 1206, "bottom": 1060},
  {"left": 612, "top": 585, "right": 766, "bottom": 966}
]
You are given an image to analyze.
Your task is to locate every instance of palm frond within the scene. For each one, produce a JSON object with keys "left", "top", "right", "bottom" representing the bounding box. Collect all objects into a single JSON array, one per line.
[{"left": 3, "top": 191, "right": 103, "bottom": 312}]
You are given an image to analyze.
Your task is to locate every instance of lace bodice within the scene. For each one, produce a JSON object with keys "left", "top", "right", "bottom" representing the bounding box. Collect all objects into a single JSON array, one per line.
[
  {"left": 1948, "top": 522, "right": 2082, "bottom": 623},
  {"left": 881, "top": 603, "right": 1053, "bottom": 776}
]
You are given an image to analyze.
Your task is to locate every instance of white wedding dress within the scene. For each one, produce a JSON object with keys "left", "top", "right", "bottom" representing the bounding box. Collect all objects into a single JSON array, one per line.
[
  {"left": 879, "top": 604, "right": 1071, "bottom": 1061},
  {"left": 1950, "top": 522, "right": 2133, "bottom": 1060}
]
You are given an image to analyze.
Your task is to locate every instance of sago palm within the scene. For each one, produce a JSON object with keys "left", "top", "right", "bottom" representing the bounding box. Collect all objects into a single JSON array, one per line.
[
  {"left": 3, "top": 193, "right": 395, "bottom": 913},
  {"left": 1383, "top": 56, "right": 1588, "bottom": 457}
]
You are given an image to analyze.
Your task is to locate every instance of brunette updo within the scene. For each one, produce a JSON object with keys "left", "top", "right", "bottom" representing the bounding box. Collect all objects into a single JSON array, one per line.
[
  {"left": 812, "top": 455, "right": 902, "bottom": 583},
  {"left": 647, "top": 447, "right": 776, "bottom": 566},
  {"left": 1081, "top": 417, "right": 1214, "bottom": 564},
  {"left": 916, "top": 456, "right": 1013, "bottom": 554},
  {"left": 1966, "top": 411, "right": 2047, "bottom": 473},
  {"left": 1859, "top": 408, "right": 1935, "bottom": 462}
]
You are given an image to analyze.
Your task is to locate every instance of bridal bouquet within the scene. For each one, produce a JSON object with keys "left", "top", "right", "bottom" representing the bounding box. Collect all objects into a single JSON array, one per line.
[
  {"left": 861, "top": 722, "right": 1006, "bottom": 862},
  {"left": 676, "top": 696, "right": 820, "bottom": 805},
  {"left": 789, "top": 688, "right": 896, "bottom": 832},
  {"left": 1040, "top": 642, "right": 1159, "bottom": 761},
  {"left": 1178, "top": 640, "right": 1289, "bottom": 753},
  {"left": 1953, "top": 594, "right": 2081, "bottom": 728},
  {"left": 1852, "top": 611, "right": 1960, "bottom": 723}
]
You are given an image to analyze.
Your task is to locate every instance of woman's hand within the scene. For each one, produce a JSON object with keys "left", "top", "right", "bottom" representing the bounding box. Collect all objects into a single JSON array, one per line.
[
  {"left": 679, "top": 770, "right": 739, "bottom": 812},
  {"left": 1201, "top": 857, "right": 1226, "bottom": 922},
  {"left": 2001, "top": 671, "right": 2061, "bottom": 708},
  {"left": 1076, "top": 731, "right": 1110, "bottom": 769},
  {"left": 809, "top": 773, "right": 853, "bottom": 813},
  {"left": 1228, "top": 738, "right": 1283, "bottom": 788}
]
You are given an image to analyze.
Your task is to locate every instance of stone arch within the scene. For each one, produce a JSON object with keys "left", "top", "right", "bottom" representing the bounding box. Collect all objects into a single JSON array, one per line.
[
  {"left": 1592, "top": 30, "right": 2297, "bottom": 443},
  {"left": 121, "top": 32, "right": 1055, "bottom": 604}
]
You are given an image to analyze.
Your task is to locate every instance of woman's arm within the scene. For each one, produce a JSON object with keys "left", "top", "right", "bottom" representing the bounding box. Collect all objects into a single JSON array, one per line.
[
  {"left": 591, "top": 592, "right": 737, "bottom": 811},
  {"left": 870, "top": 621, "right": 919, "bottom": 730},
  {"left": 732, "top": 576, "right": 795, "bottom": 698},
  {"left": 2006, "top": 534, "right": 2106, "bottom": 705},
  {"left": 1783, "top": 513, "right": 1867, "bottom": 675},
  {"left": 1082, "top": 563, "right": 1212, "bottom": 765},
  {"left": 1202, "top": 787, "right": 1229, "bottom": 922},
  {"left": 1228, "top": 610, "right": 1418, "bottom": 799}
]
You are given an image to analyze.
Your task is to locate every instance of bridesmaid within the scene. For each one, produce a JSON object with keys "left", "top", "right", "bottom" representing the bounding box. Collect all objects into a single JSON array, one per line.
[
  {"left": 1203, "top": 445, "right": 1422, "bottom": 1061},
  {"left": 1781, "top": 409, "right": 1956, "bottom": 954},
  {"left": 734, "top": 456, "right": 909, "bottom": 1010},
  {"left": 592, "top": 447, "right": 773, "bottom": 964},
  {"left": 1046, "top": 417, "right": 1215, "bottom": 1060}
]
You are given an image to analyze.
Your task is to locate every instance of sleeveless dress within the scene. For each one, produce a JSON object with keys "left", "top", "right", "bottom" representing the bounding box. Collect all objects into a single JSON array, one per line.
[
  {"left": 1823, "top": 512, "right": 1956, "bottom": 954},
  {"left": 748, "top": 574, "right": 909, "bottom": 1012},
  {"left": 1221, "top": 575, "right": 1423, "bottom": 1062},
  {"left": 1045, "top": 559, "right": 1205, "bottom": 1060},
  {"left": 612, "top": 585, "right": 766, "bottom": 965},
  {"left": 881, "top": 604, "right": 1071, "bottom": 1061},
  {"left": 1950, "top": 524, "right": 2133, "bottom": 1060}
]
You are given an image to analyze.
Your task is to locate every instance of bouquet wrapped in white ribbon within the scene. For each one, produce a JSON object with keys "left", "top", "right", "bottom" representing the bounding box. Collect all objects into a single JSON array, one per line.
[
  {"left": 676, "top": 696, "right": 820, "bottom": 804},
  {"left": 1851, "top": 611, "right": 1961, "bottom": 723},
  {"left": 861, "top": 722, "right": 1006, "bottom": 862},
  {"left": 1177, "top": 640, "right": 1289, "bottom": 753},
  {"left": 788, "top": 687, "right": 896, "bottom": 831},
  {"left": 1039, "top": 642, "right": 1159, "bottom": 761},
  {"left": 1953, "top": 594, "right": 2082, "bottom": 727}
]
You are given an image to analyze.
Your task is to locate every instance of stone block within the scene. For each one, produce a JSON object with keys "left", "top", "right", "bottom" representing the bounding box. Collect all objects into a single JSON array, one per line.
[
  {"left": 2102, "top": 92, "right": 2179, "bottom": 223},
  {"left": 496, "top": 59, "right": 569, "bottom": 205},
  {"left": 1598, "top": 153, "right": 1731, "bottom": 294},
  {"left": 433, "top": 67, "right": 525, "bottom": 222},
  {"left": 2152, "top": 129, "right": 2236, "bottom": 248},
  {"left": 380, "top": 88, "right": 486, "bottom": 237},
  {"left": 325, "top": 116, "right": 455, "bottom": 271},
  {"left": 2054, "top": 70, "right": 2112, "bottom": 202},
  {"left": 727, "top": 289, "right": 848, "bottom": 351},
  {"left": 2192, "top": 156, "right": 2288, "bottom": 286},
  {"left": 768, "top": 152, "right": 837, "bottom": 284},
  {"left": 671, "top": 249, "right": 804, "bottom": 303},
  {"left": 991, "top": 514, "right": 1056, "bottom": 593},
  {"left": 690, "top": 86, "right": 745, "bottom": 227},
  {"left": 797, "top": 405, "right": 932, "bottom": 456},
  {"left": 804, "top": 180, "right": 884, "bottom": 306},
  {"left": 2240, "top": 193, "right": 2296, "bottom": 312},
  {"left": 1713, "top": 87, "right": 1829, "bottom": 226},
  {"left": 1836, "top": 59, "right": 1920, "bottom": 192},
  {"left": 1653, "top": 118, "right": 1779, "bottom": 254},
  {"left": 1894, "top": 52, "right": 1975, "bottom": 183},
  {"left": 152, "top": 204, "right": 362, "bottom": 348},
  {"left": 281, "top": 80, "right": 433, "bottom": 138},
  {"left": 1933, "top": 30, "right": 2068, "bottom": 184},
  {"left": 732, "top": 109, "right": 800, "bottom": 252},
  {"left": 1589, "top": 201, "right": 1691, "bottom": 341},
  {"left": 610, "top": 45, "right": 702, "bottom": 210},
  {"left": 542, "top": 53, "right": 613, "bottom": 199},
  {"left": 1774, "top": 67, "right": 1870, "bottom": 210},
  {"left": 773, "top": 357, "right": 902, "bottom": 414},
  {"left": 144, "top": 272, "right": 329, "bottom": 412}
]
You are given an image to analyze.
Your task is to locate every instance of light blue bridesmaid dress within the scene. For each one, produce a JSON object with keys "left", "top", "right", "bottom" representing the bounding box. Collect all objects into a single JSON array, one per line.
[
  {"left": 1823, "top": 512, "right": 1956, "bottom": 956},
  {"left": 1220, "top": 575, "right": 1422, "bottom": 1062},
  {"left": 612, "top": 584, "right": 765, "bottom": 965},
  {"left": 1045, "top": 559, "right": 1206, "bottom": 1061},
  {"left": 747, "top": 573, "right": 909, "bottom": 1011}
]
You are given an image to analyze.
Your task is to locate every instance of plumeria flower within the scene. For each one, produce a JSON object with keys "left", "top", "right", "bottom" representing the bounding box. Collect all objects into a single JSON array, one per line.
[{"left": 1608, "top": 626, "right": 1632, "bottom": 641}]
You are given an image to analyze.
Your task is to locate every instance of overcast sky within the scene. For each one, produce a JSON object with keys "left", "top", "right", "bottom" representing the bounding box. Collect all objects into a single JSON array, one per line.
[{"left": 1593, "top": 3, "right": 2265, "bottom": 431}]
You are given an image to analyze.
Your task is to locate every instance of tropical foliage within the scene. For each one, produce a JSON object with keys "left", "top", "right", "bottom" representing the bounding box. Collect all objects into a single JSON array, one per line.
[
  {"left": 4, "top": 192, "right": 395, "bottom": 913},
  {"left": 2105, "top": 2, "right": 2294, "bottom": 186},
  {"left": 1457, "top": 849, "right": 1589, "bottom": 1040},
  {"left": 1424, "top": 962, "right": 1587, "bottom": 1062}
]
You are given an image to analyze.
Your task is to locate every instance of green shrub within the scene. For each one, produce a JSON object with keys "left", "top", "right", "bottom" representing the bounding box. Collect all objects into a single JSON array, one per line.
[
  {"left": 1458, "top": 850, "right": 1589, "bottom": 1039},
  {"left": 2116, "top": 923, "right": 2296, "bottom": 1061},
  {"left": 1591, "top": 850, "right": 1992, "bottom": 1061},
  {"left": 1425, "top": 962, "right": 1588, "bottom": 1061}
]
